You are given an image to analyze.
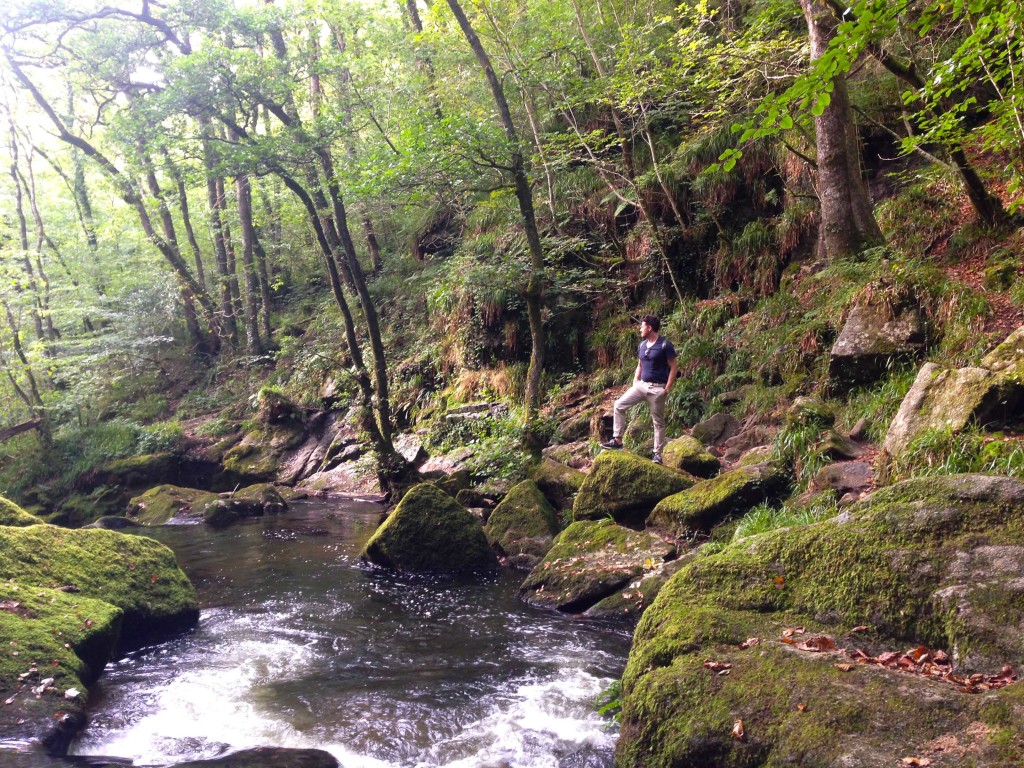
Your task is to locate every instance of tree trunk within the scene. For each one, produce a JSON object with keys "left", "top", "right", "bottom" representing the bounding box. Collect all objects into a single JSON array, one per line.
[
  {"left": 447, "top": 0, "right": 546, "bottom": 425},
  {"left": 141, "top": 150, "right": 214, "bottom": 354},
  {"left": 234, "top": 160, "right": 264, "bottom": 353},
  {"left": 200, "top": 119, "right": 240, "bottom": 346},
  {"left": 6, "top": 120, "right": 46, "bottom": 342},
  {"left": 801, "top": 0, "right": 884, "bottom": 260}
]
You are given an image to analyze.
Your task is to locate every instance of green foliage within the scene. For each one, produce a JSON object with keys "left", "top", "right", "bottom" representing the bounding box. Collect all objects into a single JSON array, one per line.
[
  {"left": 770, "top": 411, "right": 833, "bottom": 489},
  {"left": 840, "top": 366, "right": 917, "bottom": 444},
  {"left": 426, "top": 410, "right": 535, "bottom": 484},
  {"left": 733, "top": 494, "right": 840, "bottom": 540},
  {"left": 891, "top": 427, "right": 1024, "bottom": 482},
  {"left": 595, "top": 679, "right": 622, "bottom": 722}
]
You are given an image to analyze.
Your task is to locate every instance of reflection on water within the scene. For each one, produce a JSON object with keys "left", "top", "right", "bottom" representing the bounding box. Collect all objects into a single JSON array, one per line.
[{"left": 59, "top": 499, "right": 631, "bottom": 767}]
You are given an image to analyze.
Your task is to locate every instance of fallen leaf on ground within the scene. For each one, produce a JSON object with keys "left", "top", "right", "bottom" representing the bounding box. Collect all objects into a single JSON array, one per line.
[
  {"left": 739, "top": 637, "right": 761, "bottom": 650},
  {"left": 732, "top": 720, "right": 745, "bottom": 741},
  {"left": 796, "top": 635, "right": 838, "bottom": 653},
  {"left": 901, "top": 758, "right": 931, "bottom": 766}
]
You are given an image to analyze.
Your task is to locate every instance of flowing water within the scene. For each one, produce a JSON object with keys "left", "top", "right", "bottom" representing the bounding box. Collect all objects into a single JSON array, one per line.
[{"left": 42, "top": 498, "right": 630, "bottom": 767}]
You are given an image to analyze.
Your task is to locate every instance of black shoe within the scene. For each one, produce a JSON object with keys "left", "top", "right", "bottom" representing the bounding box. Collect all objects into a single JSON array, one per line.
[
  {"left": 601, "top": 439, "right": 623, "bottom": 450},
  {"left": 652, "top": 452, "right": 663, "bottom": 464}
]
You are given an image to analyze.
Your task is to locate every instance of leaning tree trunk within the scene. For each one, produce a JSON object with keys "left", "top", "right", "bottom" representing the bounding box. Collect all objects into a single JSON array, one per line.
[
  {"left": 447, "top": 0, "right": 546, "bottom": 427},
  {"left": 801, "top": 0, "right": 884, "bottom": 260}
]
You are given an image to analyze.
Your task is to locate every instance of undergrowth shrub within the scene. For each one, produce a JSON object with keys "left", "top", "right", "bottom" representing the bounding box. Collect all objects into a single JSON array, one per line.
[
  {"left": 890, "top": 427, "right": 1024, "bottom": 481},
  {"left": 426, "top": 409, "right": 536, "bottom": 484},
  {"left": 733, "top": 493, "right": 840, "bottom": 539}
]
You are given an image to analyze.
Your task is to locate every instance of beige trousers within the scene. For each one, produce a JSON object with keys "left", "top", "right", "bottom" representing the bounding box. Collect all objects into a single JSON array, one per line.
[{"left": 612, "top": 381, "right": 668, "bottom": 452}]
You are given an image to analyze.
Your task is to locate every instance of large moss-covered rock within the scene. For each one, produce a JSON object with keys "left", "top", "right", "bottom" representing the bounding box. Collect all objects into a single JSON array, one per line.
[
  {"left": 520, "top": 520, "right": 675, "bottom": 613},
  {"left": 0, "top": 525, "right": 198, "bottom": 647},
  {"left": 648, "top": 462, "right": 787, "bottom": 536},
  {"left": 128, "top": 484, "right": 221, "bottom": 525},
  {"left": 0, "top": 524, "right": 198, "bottom": 753},
  {"left": 584, "top": 554, "right": 693, "bottom": 624},
  {"left": 882, "top": 363, "right": 1004, "bottom": 457},
  {"left": 526, "top": 458, "right": 585, "bottom": 509},
  {"left": 617, "top": 473, "right": 1024, "bottom": 768},
  {"left": 661, "top": 436, "right": 721, "bottom": 478},
  {"left": 572, "top": 451, "right": 694, "bottom": 523},
  {"left": 0, "top": 495, "right": 44, "bottom": 527},
  {"left": 203, "top": 483, "right": 288, "bottom": 529},
  {"left": 485, "top": 480, "right": 559, "bottom": 570},
  {"left": 361, "top": 483, "right": 498, "bottom": 574}
]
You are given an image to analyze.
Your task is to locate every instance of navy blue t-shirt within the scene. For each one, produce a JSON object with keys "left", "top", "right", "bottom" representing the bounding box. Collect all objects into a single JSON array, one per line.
[{"left": 638, "top": 336, "right": 676, "bottom": 384}]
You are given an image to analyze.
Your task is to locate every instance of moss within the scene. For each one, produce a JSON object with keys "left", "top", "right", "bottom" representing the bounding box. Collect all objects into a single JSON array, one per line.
[
  {"left": 484, "top": 480, "right": 559, "bottom": 568},
  {"left": 572, "top": 451, "right": 695, "bottom": 523},
  {"left": 361, "top": 483, "right": 498, "bottom": 574},
  {"left": 648, "top": 463, "right": 788, "bottom": 535},
  {"left": 0, "top": 495, "right": 45, "bottom": 527},
  {"left": 87, "top": 453, "right": 178, "bottom": 489},
  {"left": 0, "top": 524, "right": 197, "bottom": 753},
  {"left": 585, "top": 554, "right": 694, "bottom": 624},
  {"left": 0, "top": 525, "right": 198, "bottom": 649},
  {"left": 222, "top": 442, "right": 279, "bottom": 480},
  {"left": 519, "top": 519, "right": 676, "bottom": 612},
  {"left": 662, "top": 436, "right": 721, "bottom": 478},
  {"left": 526, "top": 458, "right": 585, "bottom": 509},
  {"left": 128, "top": 484, "right": 221, "bottom": 526},
  {"left": 619, "top": 474, "right": 1024, "bottom": 766},
  {"left": 0, "top": 585, "right": 121, "bottom": 753}
]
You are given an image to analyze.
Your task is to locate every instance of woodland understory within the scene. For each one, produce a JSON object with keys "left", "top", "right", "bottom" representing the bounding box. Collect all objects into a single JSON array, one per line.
[{"left": 0, "top": 0, "right": 1022, "bottom": 531}]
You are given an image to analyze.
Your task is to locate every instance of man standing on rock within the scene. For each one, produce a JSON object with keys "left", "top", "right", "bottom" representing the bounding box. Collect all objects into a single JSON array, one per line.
[{"left": 601, "top": 314, "right": 678, "bottom": 464}]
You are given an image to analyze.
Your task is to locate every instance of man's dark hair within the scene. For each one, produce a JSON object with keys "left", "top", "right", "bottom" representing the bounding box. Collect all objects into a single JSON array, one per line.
[{"left": 642, "top": 314, "right": 661, "bottom": 332}]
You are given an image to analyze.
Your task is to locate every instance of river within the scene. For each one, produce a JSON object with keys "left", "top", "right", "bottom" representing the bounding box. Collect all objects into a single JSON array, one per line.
[{"left": 20, "top": 498, "right": 632, "bottom": 767}]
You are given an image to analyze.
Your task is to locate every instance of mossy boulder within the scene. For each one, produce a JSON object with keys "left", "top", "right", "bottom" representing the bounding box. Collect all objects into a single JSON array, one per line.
[
  {"left": 883, "top": 351, "right": 1024, "bottom": 460},
  {"left": 485, "top": 480, "right": 560, "bottom": 570},
  {"left": 981, "top": 323, "right": 1024, "bottom": 375},
  {"left": 203, "top": 483, "right": 288, "bottom": 529},
  {"left": 648, "top": 462, "right": 788, "bottom": 536},
  {"left": 0, "top": 495, "right": 44, "bottom": 527},
  {"left": 526, "top": 458, "right": 585, "bottom": 509},
  {"left": 0, "top": 524, "right": 198, "bottom": 753},
  {"left": 79, "top": 452, "right": 179, "bottom": 491},
  {"left": 519, "top": 520, "right": 676, "bottom": 613},
  {"left": 361, "top": 483, "right": 498, "bottom": 574},
  {"left": 661, "top": 436, "right": 721, "bottom": 478},
  {"left": 572, "top": 451, "right": 695, "bottom": 524},
  {"left": 128, "top": 484, "right": 221, "bottom": 525},
  {"left": 584, "top": 554, "right": 694, "bottom": 624},
  {"left": 617, "top": 473, "right": 1024, "bottom": 767}
]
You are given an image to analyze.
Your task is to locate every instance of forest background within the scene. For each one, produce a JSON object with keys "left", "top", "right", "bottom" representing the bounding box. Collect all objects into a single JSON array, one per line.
[{"left": 1, "top": 0, "right": 1023, "bottom": 515}]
